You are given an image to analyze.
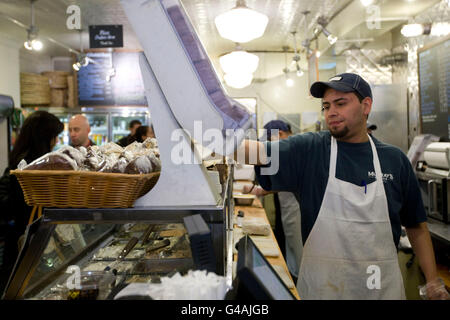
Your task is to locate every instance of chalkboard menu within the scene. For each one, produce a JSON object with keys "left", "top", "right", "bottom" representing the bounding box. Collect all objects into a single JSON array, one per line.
[
  {"left": 78, "top": 51, "right": 147, "bottom": 106},
  {"left": 418, "top": 36, "right": 450, "bottom": 140}
]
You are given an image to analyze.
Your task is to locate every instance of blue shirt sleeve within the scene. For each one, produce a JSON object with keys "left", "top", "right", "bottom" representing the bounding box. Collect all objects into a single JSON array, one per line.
[{"left": 255, "top": 134, "right": 310, "bottom": 192}]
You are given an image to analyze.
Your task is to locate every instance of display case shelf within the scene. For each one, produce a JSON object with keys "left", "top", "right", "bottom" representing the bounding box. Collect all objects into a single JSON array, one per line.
[{"left": 3, "top": 165, "right": 234, "bottom": 300}]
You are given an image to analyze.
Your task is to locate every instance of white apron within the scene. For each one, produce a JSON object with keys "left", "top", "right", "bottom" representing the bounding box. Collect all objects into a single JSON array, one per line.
[{"left": 296, "top": 135, "right": 405, "bottom": 300}]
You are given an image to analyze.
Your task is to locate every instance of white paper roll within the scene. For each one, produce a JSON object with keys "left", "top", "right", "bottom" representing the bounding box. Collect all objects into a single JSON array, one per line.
[{"left": 424, "top": 142, "right": 450, "bottom": 169}]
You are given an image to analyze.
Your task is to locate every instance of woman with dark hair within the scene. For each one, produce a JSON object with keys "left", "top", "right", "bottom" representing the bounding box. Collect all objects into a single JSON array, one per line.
[
  {"left": 131, "top": 125, "right": 155, "bottom": 143},
  {"left": 0, "top": 111, "right": 63, "bottom": 292}
]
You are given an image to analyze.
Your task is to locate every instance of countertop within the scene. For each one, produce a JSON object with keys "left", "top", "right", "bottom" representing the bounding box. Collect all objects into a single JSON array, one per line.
[{"left": 234, "top": 198, "right": 301, "bottom": 300}]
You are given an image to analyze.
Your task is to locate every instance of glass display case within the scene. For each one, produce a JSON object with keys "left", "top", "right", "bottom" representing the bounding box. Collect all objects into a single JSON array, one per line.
[
  {"left": 85, "top": 113, "right": 109, "bottom": 145},
  {"left": 20, "top": 107, "right": 150, "bottom": 148},
  {"left": 3, "top": 166, "right": 234, "bottom": 300},
  {"left": 111, "top": 112, "right": 148, "bottom": 144}
]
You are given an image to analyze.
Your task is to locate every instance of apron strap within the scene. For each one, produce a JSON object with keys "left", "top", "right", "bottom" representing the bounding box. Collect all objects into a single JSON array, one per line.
[
  {"left": 329, "top": 136, "right": 338, "bottom": 178},
  {"left": 367, "top": 135, "right": 383, "bottom": 185}
]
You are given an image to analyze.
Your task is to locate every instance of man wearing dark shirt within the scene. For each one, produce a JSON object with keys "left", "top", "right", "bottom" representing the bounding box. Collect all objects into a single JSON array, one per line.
[
  {"left": 236, "top": 73, "right": 448, "bottom": 300},
  {"left": 117, "top": 120, "right": 142, "bottom": 147}
]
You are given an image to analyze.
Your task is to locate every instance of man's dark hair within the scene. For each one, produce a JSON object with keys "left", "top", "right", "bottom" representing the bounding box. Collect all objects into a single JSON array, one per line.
[
  {"left": 354, "top": 91, "right": 364, "bottom": 103},
  {"left": 129, "top": 120, "right": 142, "bottom": 129},
  {"left": 9, "top": 111, "right": 63, "bottom": 169}
]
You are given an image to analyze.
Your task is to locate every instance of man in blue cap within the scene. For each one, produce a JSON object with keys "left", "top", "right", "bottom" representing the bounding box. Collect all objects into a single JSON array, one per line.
[{"left": 236, "top": 73, "right": 448, "bottom": 300}]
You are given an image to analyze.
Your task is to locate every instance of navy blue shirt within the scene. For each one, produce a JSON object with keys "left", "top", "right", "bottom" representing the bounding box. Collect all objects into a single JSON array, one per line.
[{"left": 255, "top": 131, "right": 427, "bottom": 247}]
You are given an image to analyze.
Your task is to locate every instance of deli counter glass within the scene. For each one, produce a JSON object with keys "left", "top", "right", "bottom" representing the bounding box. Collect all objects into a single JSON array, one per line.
[{"left": 3, "top": 166, "right": 234, "bottom": 300}]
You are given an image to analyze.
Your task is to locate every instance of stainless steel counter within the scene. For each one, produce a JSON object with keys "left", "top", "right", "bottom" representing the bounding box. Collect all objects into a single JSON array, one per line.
[{"left": 427, "top": 218, "right": 450, "bottom": 245}]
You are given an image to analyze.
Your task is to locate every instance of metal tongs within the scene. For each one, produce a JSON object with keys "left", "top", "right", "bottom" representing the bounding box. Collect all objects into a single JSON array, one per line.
[{"left": 117, "top": 237, "right": 139, "bottom": 261}]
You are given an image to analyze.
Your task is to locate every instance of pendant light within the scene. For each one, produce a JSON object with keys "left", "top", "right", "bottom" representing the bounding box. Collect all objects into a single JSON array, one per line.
[
  {"left": 290, "top": 32, "right": 304, "bottom": 78},
  {"left": 215, "top": 0, "right": 268, "bottom": 43},
  {"left": 24, "top": 0, "right": 43, "bottom": 51},
  {"left": 220, "top": 45, "right": 258, "bottom": 89},
  {"left": 219, "top": 47, "right": 259, "bottom": 75},
  {"left": 283, "top": 47, "right": 294, "bottom": 87},
  {"left": 73, "top": 30, "right": 90, "bottom": 71}
]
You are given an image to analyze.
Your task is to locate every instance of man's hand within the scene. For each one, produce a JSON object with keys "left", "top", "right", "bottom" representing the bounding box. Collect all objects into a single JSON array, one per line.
[
  {"left": 421, "top": 278, "right": 450, "bottom": 300},
  {"left": 242, "top": 184, "right": 271, "bottom": 196}
]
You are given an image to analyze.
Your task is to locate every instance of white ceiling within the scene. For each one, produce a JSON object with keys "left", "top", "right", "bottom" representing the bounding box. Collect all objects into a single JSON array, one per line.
[{"left": 0, "top": 0, "right": 442, "bottom": 76}]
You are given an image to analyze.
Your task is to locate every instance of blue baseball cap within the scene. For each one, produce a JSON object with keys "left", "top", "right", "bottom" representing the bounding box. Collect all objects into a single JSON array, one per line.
[
  {"left": 263, "top": 120, "right": 290, "bottom": 140},
  {"left": 264, "top": 120, "right": 290, "bottom": 132},
  {"left": 310, "top": 73, "right": 372, "bottom": 100}
]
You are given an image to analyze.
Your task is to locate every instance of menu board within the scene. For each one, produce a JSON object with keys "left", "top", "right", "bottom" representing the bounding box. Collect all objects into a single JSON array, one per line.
[
  {"left": 418, "top": 36, "right": 450, "bottom": 140},
  {"left": 78, "top": 51, "right": 147, "bottom": 106}
]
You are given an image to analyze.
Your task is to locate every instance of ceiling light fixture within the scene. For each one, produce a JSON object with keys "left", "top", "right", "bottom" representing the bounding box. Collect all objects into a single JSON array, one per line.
[
  {"left": 24, "top": 0, "right": 43, "bottom": 51},
  {"left": 282, "top": 47, "right": 294, "bottom": 87},
  {"left": 220, "top": 45, "right": 258, "bottom": 89},
  {"left": 430, "top": 22, "right": 450, "bottom": 37},
  {"left": 219, "top": 48, "right": 259, "bottom": 74},
  {"left": 224, "top": 72, "right": 253, "bottom": 89},
  {"left": 317, "top": 16, "right": 338, "bottom": 45},
  {"left": 360, "top": 0, "right": 374, "bottom": 7},
  {"left": 214, "top": 0, "right": 268, "bottom": 43},
  {"left": 400, "top": 23, "right": 431, "bottom": 37},
  {"left": 289, "top": 32, "right": 304, "bottom": 78},
  {"left": 73, "top": 30, "right": 91, "bottom": 71}
]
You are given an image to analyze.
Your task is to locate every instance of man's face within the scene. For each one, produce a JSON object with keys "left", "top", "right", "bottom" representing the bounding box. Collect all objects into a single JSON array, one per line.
[
  {"left": 269, "top": 130, "right": 290, "bottom": 141},
  {"left": 322, "top": 88, "right": 371, "bottom": 141},
  {"left": 69, "top": 117, "right": 90, "bottom": 147},
  {"left": 130, "top": 123, "right": 141, "bottom": 136}
]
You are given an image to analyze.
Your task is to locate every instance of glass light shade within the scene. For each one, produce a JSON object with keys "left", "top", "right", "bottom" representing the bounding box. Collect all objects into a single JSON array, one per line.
[
  {"left": 286, "top": 77, "right": 294, "bottom": 87},
  {"left": 430, "top": 22, "right": 450, "bottom": 37},
  {"left": 296, "top": 69, "right": 304, "bottom": 77},
  {"left": 72, "top": 62, "right": 81, "bottom": 71},
  {"left": 327, "top": 34, "right": 338, "bottom": 45},
  {"left": 224, "top": 72, "right": 253, "bottom": 89},
  {"left": 360, "top": 0, "right": 374, "bottom": 6},
  {"left": 220, "top": 51, "right": 259, "bottom": 74},
  {"left": 24, "top": 40, "right": 33, "bottom": 50},
  {"left": 401, "top": 24, "right": 424, "bottom": 37},
  {"left": 315, "top": 51, "right": 321, "bottom": 58},
  {"left": 31, "top": 39, "right": 43, "bottom": 50},
  {"left": 215, "top": 7, "right": 268, "bottom": 43}
]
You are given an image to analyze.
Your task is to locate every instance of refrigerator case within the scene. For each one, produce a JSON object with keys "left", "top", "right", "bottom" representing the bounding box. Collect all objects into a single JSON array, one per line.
[
  {"left": 85, "top": 113, "right": 109, "bottom": 146},
  {"left": 111, "top": 113, "right": 148, "bottom": 144}
]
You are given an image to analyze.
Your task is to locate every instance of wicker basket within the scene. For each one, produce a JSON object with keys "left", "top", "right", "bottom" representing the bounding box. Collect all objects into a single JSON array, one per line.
[
  {"left": 10, "top": 170, "right": 160, "bottom": 208},
  {"left": 20, "top": 72, "right": 51, "bottom": 105},
  {"left": 41, "top": 71, "right": 69, "bottom": 89}
]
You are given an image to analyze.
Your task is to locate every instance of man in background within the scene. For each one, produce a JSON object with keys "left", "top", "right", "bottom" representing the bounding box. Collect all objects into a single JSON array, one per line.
[
  {"left": 69, "top": 114, "right": 95, "bottom": 148},
  {"left": 367, "top": 121, "right": 377, "bottom": 136},
  {"left": 117, "top": 120, "right": 142, "bottom": 147},
  {"left": 244, "top": 120, "right": 303, "bottom": 284}
]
